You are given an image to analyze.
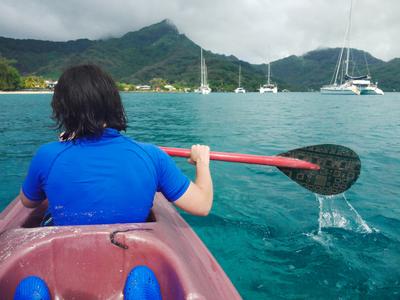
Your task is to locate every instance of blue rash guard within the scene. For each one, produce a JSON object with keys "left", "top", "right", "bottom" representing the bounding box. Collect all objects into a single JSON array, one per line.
[{"left": 22, "top": 128, "right": 190, "bottom": 226}]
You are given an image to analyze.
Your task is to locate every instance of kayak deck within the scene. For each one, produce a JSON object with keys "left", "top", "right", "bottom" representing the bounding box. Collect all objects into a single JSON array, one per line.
[{"left": 0, "top": 194, "right": 241, "bottom": 299}]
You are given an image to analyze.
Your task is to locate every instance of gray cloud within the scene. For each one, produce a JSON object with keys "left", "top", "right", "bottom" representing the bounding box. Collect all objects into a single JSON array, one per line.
[{"left": 0, "top": 0, "right": 398, "bottom": 63}]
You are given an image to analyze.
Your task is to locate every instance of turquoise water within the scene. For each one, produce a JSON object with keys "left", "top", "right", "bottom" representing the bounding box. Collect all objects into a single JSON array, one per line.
[{"left": 1, "top": 92, "right": 399, "bottom": 299}]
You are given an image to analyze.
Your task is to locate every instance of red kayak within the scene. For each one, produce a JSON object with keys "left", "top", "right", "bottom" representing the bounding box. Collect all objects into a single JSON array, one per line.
[{"left": 0, "top": 194, "right": 241, "bottom": 299}]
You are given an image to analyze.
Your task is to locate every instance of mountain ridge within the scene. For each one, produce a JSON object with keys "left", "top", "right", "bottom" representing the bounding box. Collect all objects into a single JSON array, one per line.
[{"left": 0, "top": 19, "right": 398, "bottom": 91}]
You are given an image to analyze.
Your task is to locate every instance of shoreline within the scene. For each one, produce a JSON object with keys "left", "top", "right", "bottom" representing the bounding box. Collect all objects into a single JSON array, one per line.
[{"left": 0, "top": 90, "right": 53, "bottom": 95}]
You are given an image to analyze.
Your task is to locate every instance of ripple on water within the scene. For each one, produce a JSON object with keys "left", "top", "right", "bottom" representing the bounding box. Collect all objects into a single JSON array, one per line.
[{"left": 1, "top": 93, "right": 400, "bottom": 299}]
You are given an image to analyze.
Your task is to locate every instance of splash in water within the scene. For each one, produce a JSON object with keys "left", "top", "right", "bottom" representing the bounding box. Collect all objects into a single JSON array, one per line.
[{"left": 316, "top": 193, "right": 373, "bottom": 234}]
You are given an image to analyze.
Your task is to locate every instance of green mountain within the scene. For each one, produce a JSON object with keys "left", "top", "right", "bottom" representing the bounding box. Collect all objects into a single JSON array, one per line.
[
  {"left": 270, "top": 48, "right": 385, "bottom": 91},
  {"left": 0, "top": 19, "right": 399, "bottom": 91}
]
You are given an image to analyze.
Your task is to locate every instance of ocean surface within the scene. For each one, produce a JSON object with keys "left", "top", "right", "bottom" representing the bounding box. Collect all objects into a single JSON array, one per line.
[{"left": 1, "top": 92, "right": 399, "bottom": 299}]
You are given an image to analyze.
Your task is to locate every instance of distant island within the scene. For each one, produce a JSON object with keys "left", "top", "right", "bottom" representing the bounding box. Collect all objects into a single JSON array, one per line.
[{"left": 0, "top": 20, "right": 399, "bottom": 92}]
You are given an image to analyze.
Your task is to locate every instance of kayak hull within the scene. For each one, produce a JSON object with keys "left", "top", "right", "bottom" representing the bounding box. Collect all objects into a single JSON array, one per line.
[{"left": 0, "top": 194, "right": 241, "bottom": 300}]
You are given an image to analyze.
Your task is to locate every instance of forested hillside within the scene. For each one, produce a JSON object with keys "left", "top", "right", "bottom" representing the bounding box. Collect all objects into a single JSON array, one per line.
[{"left": 0, "top": 20, "right": 398, "bottom": 91}]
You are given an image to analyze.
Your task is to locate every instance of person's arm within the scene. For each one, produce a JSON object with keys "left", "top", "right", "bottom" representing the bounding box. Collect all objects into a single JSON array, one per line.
[
  {"left": 173, "top": 145, "right": 213, "bottom": 216},
  {"left": 19, "top": 190, "right": 45, "bottom": 208},
  {"left": 20, "top": 145, "right": 48, "bottom": 208}
]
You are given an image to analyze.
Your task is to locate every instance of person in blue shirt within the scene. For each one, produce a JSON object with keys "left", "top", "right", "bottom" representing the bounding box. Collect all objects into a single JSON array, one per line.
[{"left": 19, "top": 64, "right": 213, "bottom": 225}]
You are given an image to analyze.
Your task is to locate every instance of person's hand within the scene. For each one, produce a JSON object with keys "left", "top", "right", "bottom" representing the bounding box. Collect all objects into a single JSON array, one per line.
[{"left": 188, "top": 144, "right": 210, "bottom": 166}]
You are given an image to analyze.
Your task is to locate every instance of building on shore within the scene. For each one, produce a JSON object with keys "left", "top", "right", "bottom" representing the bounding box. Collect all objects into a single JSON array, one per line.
[
  {"left": 45, "top": 80, "right": 58, "bottom": 90},
  {"left": 136, "top": 85, "right": 151, "bottom": 91}
]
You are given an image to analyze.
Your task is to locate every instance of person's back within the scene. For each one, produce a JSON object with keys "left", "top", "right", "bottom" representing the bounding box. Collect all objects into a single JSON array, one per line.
[{"left": 20, "top": 64, "right": 213, "bottom": 225}]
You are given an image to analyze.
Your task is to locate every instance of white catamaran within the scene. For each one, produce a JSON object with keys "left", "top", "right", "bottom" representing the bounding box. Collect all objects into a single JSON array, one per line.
[
  {"left": 259, "top": 61, "right": 277, "bottom": 93},
  {"left": 234, "top": 65, "right": 246, "bottom": 93},
  {"left": 321, "top": 0, "right": 383, "bottom": 95},
  {"left": 195, "top": 48, "right": 211, "bottom": 95}
]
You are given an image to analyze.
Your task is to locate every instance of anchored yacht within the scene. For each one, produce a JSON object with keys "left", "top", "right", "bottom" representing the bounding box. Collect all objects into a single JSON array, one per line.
[
  {"left": 195, "top": 48, "right": 211, "bottom": 94},
  {"left": 259, "top": 62, "right": 277, "bottom": 93},
  {"left": 234, "top": 65, "right": 246, "bottom": 93},
  {"left": 321, "top": 0, "right": 383, "bottom": 95}
]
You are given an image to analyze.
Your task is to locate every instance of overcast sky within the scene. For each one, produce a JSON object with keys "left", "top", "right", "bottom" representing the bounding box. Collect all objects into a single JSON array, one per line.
[{"left": 0, "top": 0, "right": 398, "bottom": 63}]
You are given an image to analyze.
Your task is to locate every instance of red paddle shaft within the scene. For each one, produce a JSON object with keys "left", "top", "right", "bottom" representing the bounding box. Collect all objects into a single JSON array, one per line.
[{"left": 159, "top": 146, "right": 320, "bottom": 170}]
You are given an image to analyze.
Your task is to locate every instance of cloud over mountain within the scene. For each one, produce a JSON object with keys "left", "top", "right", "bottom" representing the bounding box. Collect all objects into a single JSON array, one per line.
[{"left": 0, "top": 0, "right": 398, "bottom": 63}]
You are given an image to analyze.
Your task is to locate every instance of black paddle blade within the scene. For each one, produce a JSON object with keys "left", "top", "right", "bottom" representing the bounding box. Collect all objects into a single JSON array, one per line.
[{"left": 277, "top": 144, "right": 361, "bottom": 195}]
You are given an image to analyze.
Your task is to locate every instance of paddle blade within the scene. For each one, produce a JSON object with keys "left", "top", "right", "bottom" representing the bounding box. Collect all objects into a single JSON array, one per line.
[{"left": 277, "top": 144, "right": 361, "bottom": 195}]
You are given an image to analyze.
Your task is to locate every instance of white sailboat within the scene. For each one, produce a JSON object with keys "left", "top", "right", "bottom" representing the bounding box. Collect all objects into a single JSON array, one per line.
[
  {"left": 259, "top": 62, "right": 277, "bottom": 93},
  {"left": 353, "top": 78, "right": 384, "bottom": 95},
  {"left": 195, "top": 48, "right": 211, "bottom": 94},
  {"left": 321, "top": 0, "right": 383, "bottom": 95},
  {"left": 234, "top": 65, "right": 246, "bottom": 93}
]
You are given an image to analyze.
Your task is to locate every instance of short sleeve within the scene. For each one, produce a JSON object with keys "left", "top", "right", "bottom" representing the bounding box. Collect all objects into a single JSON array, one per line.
[
  {"left": 156, "top": 148, "right": 190, "bottom": 202},
  {"left": 22, "top": 147, "right": 48, "bottom": 201}
]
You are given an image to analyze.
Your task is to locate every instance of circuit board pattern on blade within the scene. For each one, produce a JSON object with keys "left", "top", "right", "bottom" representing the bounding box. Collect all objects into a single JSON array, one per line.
[{"left": 278, "top": 144, "right": 361, "bottom": 195}]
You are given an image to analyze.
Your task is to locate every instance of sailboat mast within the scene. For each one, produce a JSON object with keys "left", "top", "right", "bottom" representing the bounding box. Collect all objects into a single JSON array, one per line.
[
  {"left": 333, "top": 46, "right": 345, "bottom": 85},
  {"left": 267, "top": 62, "right": 271, "bottom": 85},
  {"left": 238, "top": 65, "right": 241, "bottom": 87},
  {"left": 333, "top": 0, "right": 352, "bottom": 84},
  {"left": 345, "top": 0, "right": 353, "bottom": 76},
  {"left": 200, "top": 48, "right": 204, "bottom": 87},
  {"left": 205, "top": 64, "right": 208, "bottom": 86}
]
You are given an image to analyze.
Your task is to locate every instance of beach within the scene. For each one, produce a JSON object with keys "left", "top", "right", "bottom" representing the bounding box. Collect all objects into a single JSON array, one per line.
[{"left": 0, "top": 90, "right": 53, "bottom": 94}]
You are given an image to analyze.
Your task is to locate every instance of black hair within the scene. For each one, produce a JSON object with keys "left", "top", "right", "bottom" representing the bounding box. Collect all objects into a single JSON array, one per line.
[{"left": 51, "top": 64, "right": 127, "bottom": 140}]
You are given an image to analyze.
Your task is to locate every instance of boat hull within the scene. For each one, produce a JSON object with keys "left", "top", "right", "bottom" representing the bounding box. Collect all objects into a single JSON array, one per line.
[
  {"left": 195, "top": 86, "right": 211, "bottom": 94},
  {"left": 259, "top": 85, "right": 277, "bottom": 93},
  {"left": 0, "top": 195, "right": 240, "bottom": 300},
  {"left": 359, "top": 87, "right": 384, "bottom": 95},
  {"left": 320, "top": 86, "right": 360, "bottom": 95},
  {"left": 259, "top": 88, "right": 277, "bottom": 94},
  {"left": 234, "top": 88, "right": 246, "bottom": 93}
]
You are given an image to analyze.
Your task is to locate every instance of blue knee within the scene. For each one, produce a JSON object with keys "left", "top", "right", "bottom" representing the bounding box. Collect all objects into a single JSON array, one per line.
[
  {"left": 14, "top": 275, "right": 50, "bottom": 300},
  {"left": 124, "top": 266, "right": 161, "bottom": 300}
]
